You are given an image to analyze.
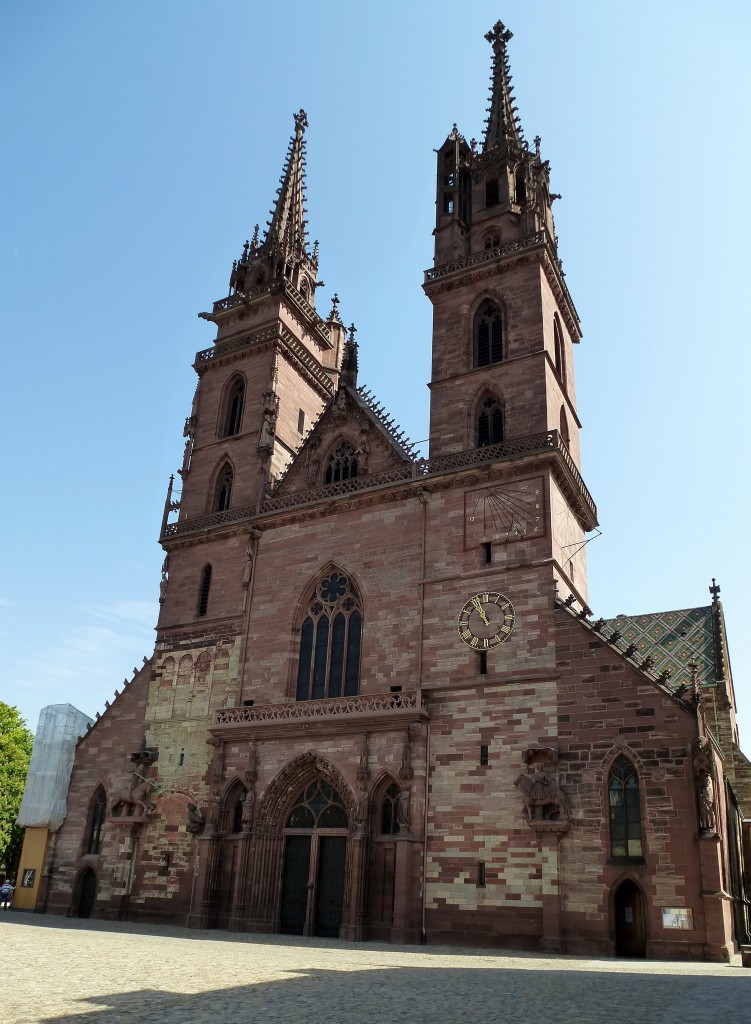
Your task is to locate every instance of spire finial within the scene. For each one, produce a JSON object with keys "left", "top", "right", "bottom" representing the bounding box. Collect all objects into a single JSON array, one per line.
[
  {"left": 483, "top": 20, "right": 525, "bottom": 153},
  {"left": 709, "top": 578, "right": 721, "bottom": 604},
  {"left": 327, "top": 293, "right": 343, "bottom": 324}
]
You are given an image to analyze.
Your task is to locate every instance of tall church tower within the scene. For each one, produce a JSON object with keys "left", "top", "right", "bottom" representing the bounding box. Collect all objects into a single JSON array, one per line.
[{"left": 423, "top": 21, "right": 596, "bottom": 607}]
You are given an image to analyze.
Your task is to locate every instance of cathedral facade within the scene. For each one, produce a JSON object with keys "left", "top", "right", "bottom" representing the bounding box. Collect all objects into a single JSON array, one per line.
[{"left": 38, "top": 23, "right": 750, "bottom": 959}]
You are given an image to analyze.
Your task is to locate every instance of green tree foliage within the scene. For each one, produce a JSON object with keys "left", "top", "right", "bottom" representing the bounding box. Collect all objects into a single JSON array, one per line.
[{"left": 0, "top": 702, "right": 34, "bottom": 878}]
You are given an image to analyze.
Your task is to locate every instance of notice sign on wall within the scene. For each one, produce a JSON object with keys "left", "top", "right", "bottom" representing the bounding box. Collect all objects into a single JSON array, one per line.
[
  {"left": 21, "top": 868, "right": 36, "bottom": 888},
  {"left": 662, "top": 908, "right": 693, "bottom": 930}
]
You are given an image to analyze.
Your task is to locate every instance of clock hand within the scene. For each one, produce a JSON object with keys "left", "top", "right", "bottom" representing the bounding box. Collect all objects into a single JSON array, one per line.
[{"left": 471, "top": 596, "right": 491, "bottom": 627}]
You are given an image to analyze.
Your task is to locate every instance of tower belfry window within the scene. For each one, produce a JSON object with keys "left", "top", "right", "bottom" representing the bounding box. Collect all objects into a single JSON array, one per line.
[
  {"left": 223, "top": 378, "right": 245, "bottom": 438},
  {"left": 485, "top": 178, "right": 499, "bottom": 207},
  {"left": 197, "top": 564, "right": 212, "bottom": 617},
  {"left": 475, "top": 303, "right": 503, "bottom": 367},
  {"left": 295, "top": 571, "right": 362, "bottom": 701},
  {"left": 214, "top": 464, "right": 233, "bottom": 512},
  {"left": 325, "top": 442, "right": 358, "bottom": 484},
  {"left": 477, "top": 395, "right": 504, "bottom": 447}
]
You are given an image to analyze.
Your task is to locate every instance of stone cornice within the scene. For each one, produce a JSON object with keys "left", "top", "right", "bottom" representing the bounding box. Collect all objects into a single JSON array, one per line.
[
  {"left": 193, "top": 322, "right": 334, "bottom": 401},
  {"left": 423, "top": 232, "right": 581, "bottom": 343},
  {"left": 160, "top": 430, "right": 597, "bottom": 546},
  {"left": 204, "top": 280, "right": 332, "bottom": 348}
]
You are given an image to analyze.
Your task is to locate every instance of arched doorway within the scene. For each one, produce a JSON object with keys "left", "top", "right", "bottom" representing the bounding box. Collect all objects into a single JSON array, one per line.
[
  {"left": 614, "top": 879, "right": 646, "bottom": 957},
  {"left": 75, "top": 867, "right": 97, "bottom": 919},
  {"left": 279, "top": 779, "right": 349, "bottom": 937}
]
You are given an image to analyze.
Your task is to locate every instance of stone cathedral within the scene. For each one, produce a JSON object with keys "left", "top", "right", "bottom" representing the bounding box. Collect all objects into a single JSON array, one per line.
[{"left": 35, "top": 22, "right": 751, "bottom": 959}]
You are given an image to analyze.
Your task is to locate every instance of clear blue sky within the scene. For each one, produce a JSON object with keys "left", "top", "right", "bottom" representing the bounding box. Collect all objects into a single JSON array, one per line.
[{"left": 2, "top": 1, "right": 750, "bottom": 744}]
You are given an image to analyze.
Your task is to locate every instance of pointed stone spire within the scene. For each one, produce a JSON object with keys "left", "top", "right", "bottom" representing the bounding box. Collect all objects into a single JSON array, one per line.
[
  {"left": 264, "top": 109, "right": 310, "bottom": 262},
  {"left": 327, "top": 293, "right": 343, "bottom": 325},
  {"left": 483, "top": 21, "right": 525, "bottom": 153},
  {"left": 340, "top": 323, "right": 358, "bottom": 387}
]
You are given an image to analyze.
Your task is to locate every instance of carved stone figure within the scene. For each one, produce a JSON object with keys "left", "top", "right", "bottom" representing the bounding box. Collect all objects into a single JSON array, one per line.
[
  {"left": 158, "top": 555, "right": 169, "bottom": 604},
  {"left": 696, "top": 771, "right": 717, "bottom": 834},
  {"left": 258, "top": 409, "right": 276, "bottom": 450},
  {"left": 110, "top": 774, "right": 156, "bottom": 819},
  {"left": 206, "top": 791, "right": 221, "bottom": 829},
  {"left": 305, "top": 436, "right": 321, "bottom": 484},
  {"left": 514, "top": 768, "right": 570, "bottom": 823},
  {"left": 241, "top": 787, "right": 255, "bottom": 831},
  {"left": 186, "top": 803, "right": 205, "bottom": 834},
  {"left": 397, "top": 786, "right": 411, "bottom": 832},
  {"left": 355, "top": 430, "right": 370, "bottom": 473},
  {"left": 356, "top": 785, "right": 369, "bottom": 829},
  {"left": 242, "top": 546, "right": 254, "bottom": 588}
]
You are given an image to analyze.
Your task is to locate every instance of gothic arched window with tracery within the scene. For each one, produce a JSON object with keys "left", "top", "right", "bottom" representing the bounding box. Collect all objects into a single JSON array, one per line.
[
  {"left": 608, "top": 755, "right": 643, "bottom": 859},
  {"left": 86, "top": 788, "right": 107, "bottom": 855},
  {"left": 324, "top": 441, "right": 358, "bottom": 484},
  {"left": 222, "top": 377, "right": 245, "bottom": 438},
  {"left": 213, "top": 463, "right": 233, "bottom": 511},
  {"left": 475, "top": 302, "right": 503, "bottom": 367},
  {"left": 296, "top": 571, "right": 362, "bottom": 701},
  {"left": 477, "top": 395, "right": 504, "bottom": 448}
]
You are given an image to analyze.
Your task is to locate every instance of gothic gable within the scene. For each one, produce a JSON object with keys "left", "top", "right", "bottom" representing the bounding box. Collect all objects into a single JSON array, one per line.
[{"left": 273, "top": 384, "right": 417, "bottom": 496}]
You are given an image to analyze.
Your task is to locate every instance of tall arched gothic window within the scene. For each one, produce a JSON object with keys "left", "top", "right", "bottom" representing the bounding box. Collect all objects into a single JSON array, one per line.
[
  {"left": 222, "top": 378, "right": 245, "bottom": 438},
  {"left": 608, "top": 755, "right": 643, "bottom": 859},
  {"left": 325, "top": 441, "right": 358, "bottom": 484},
  {"left": 553, "top": 314, "right": 566, "bottom": 387},
  {"left": 296, "top": 571, "right": 362, "bottom": 701},
  {"left": 86, "top": 788, "right": 107, "bottom": 855},
  {"left": 214, "top": 463, "right": 233, "bottom": 511},
  {"left": 475, "top": 302, "right": 503, "bottom": 367},
  {"left": 477, "top": 395, "right": 504, "bottom": 447}
]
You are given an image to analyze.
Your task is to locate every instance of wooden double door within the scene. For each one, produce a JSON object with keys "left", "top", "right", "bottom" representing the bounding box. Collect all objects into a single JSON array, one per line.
[{"left": 280, "top": 832, "right": 347, "bottom": 937}]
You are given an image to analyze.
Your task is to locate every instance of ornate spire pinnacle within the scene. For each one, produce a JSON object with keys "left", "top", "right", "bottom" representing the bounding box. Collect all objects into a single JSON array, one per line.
[
  {"left": 340, "top": 323, "right": 358, "bottom": 387},
  {"left": 483, "top": 21, "right": 525, "bottom": 153},
  {"left": 263, "top": 109, "right": 310, "bottom": 261}
]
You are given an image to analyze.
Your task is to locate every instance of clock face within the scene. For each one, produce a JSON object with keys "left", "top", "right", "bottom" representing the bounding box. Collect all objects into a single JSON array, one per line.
[
  {"left": 465, "top": 481, "right": 543, "bottom": 549},
  {"left": 458, "top": 592, "right": 515, "bottom": 649}
]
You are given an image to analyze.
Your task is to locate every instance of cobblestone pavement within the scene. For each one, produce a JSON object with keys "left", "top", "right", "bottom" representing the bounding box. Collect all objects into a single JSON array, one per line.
[{"left": 2, "top": 913, "right": 749, "bottom": 1024}]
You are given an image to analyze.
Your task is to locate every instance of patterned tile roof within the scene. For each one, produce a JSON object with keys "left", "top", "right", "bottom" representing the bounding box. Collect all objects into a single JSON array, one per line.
[{"left": 603, "top": 605, "right": 716, "bottom": 690}]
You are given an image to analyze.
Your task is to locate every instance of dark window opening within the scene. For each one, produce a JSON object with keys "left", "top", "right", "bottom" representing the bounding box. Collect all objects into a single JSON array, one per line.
[
  {"left": 87, "top": 789, "right": 107, "bottom": 855},
  {"left": 214, "top": 464, "right": 233, "bottom": 512},
  {"left": 197, "top": 565, "right": 212, "bottom": 617},
  {"left": 242, "top": 699, "right": 254, "bottom": 707},
  {"left": 485, "top": 178, "right": 499, "bottom": 207},
  {"left": 325, "top": 441, "right": 358, "bottom": 484},
  {"left": 484, "top": 234, "right": 500, "bottom": 250},
  {"left": 444, "top": 173, "right": 455, "bottom": 187},
  {"left": 298, "top": 409, "right": 305, "bottom": 434},
  {"left": 442, "top": 194, "right": 454, "bottom": 214},
  {"left": 232, "top": 798, "right": 244, "bottom": 834},
  {"left": 479, "top": 652, "right": 488, "bottom": 676},
  {"left": 480, "top": 744, "right": 489, "bottom": 765},
  {"left": 286, "top": 779, "right": 348, "bottom": 830},
  {"left": 380, "top": 783, "right": 401, "bottom": 836},
  {"left": 158, "top": 853, "right": 171, "bottom": 877},
  {"left": 482, "top": 541, "right": 492, "bottom": 564},
  {"left": 296, "top": 571, "right": 362, "bottom": 700},
  {"left": 475, "top": 302, "right": 503, "bottom": 367},
  {"left": 477, "top": 395, "right": 504, "bottom": 448},
  {"left": 609, "top": 755, "right": 643, "bottom": 859},
  {"left": 477, "top": 862, "right": 486, "bottom": 887},
  {"left": 178, "top": 749, "right": 185, "bottom": 766},
  {"left": 390, "top": 685, "right": 403, "bottom": 693},
  {"left": 515, "top": 172, "right": 526, "bottom": 204},
  {"left": 224, "top": 378, "right": 245, "bottom": 437}
]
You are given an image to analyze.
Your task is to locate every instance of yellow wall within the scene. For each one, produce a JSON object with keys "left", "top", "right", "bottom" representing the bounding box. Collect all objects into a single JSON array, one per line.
[{"left": 13, "top": 828, "right": 49, "bottom": 910}]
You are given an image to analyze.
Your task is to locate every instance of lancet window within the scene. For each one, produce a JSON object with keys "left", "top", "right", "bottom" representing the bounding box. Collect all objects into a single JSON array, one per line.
[
  {"left": 475, "top": 302, "right": 503, "bottom": 367},
  {"left": 86, "top": 788, "right": 107, "bottom": 855},
  {"left": 222, "top": 378, "right": 245, "bottom": 438},
  {"left": 608, "top": 755, "right": 643, "bottom": 859},
  {"left": 214, "top": 463, "right": 233, "bottom": 512},
  {"left": 197, "top": 564, "right": 212, "bottom": 617},
  {"left": 379, "top": 783, "right": 401, "bottom": 836},
  {"left": 477, "top": 394, "right": 504, "bottom": 448},
  {"left": 295, "top": 571, "right": 362, "bottom": 701},
  {"left": 324, "top": 441, "right": 358, "bottom": 484},
  {"left": 553, "top": 314, "right": 566, "bottom": 387}
]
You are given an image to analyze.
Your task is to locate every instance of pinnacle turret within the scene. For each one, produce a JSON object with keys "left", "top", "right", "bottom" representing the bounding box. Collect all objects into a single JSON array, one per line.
[{"left": 483, "top": 21, "right": 525, "bottom": 154}]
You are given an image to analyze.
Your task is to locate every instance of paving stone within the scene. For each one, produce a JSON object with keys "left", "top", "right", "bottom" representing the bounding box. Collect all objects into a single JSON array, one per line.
[{"left": 2, "top": 913, "right": 748, "bottom": 1024}]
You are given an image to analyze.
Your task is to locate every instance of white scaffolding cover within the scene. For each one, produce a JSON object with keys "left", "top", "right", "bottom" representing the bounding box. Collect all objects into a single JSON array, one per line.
[{"left": 17, "top": 704, "right": 93, "bottom": 830}]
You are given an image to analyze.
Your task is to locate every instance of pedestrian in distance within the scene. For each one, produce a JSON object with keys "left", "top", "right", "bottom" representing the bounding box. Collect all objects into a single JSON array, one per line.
[{"left": 0, "top": 879, "right": 14, "bottom": 909}]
